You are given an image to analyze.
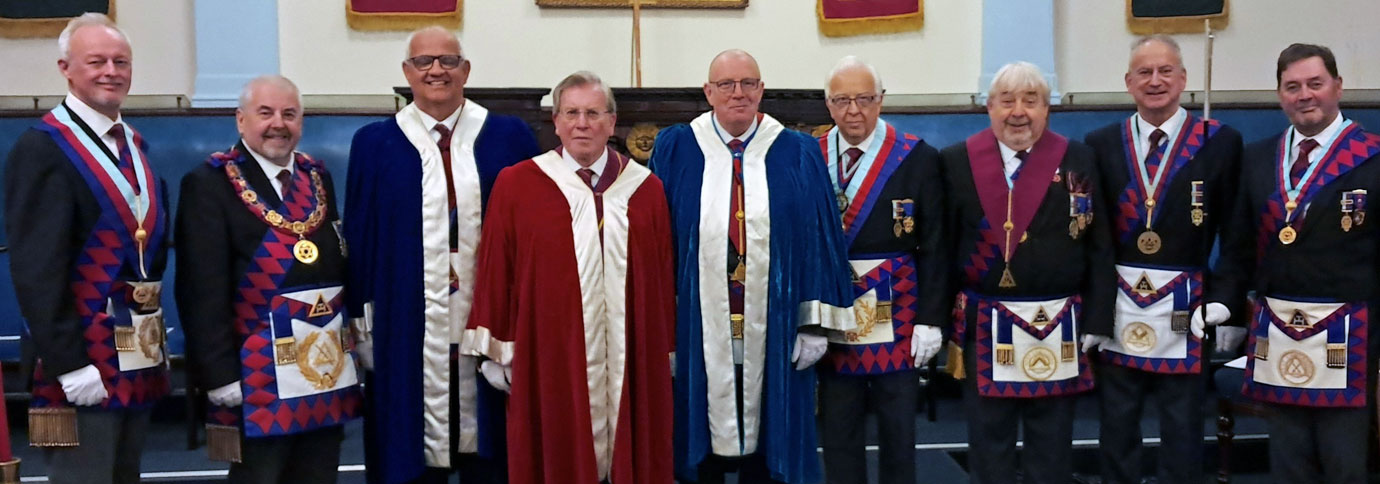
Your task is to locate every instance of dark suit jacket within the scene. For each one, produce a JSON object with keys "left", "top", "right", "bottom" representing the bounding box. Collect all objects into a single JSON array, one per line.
[
  {"left": 1085, "top": 118, "right": 1244, "bottom": 317},
  {"left": 940, "top": 135, "right": 1117, "bottom": 336},
  {"left": 174, "top": 142, "right": 345, "bottom": 389},
  {"left": 3, "top": 106, "right": 170, "bottom": 378}
]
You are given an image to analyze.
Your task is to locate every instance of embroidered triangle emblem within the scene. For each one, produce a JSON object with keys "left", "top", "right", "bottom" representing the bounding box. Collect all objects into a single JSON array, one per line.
[
  {"left": 998, "top": 268, "right": 1016, "bottom": 288},
  {"left": 1289, "top": 309, "right": 1310, "bottom": 328},
  {"left": 851, "top": 266, "right": 862, "bottom": 284},
  {"left": 1133, "top": 272, "right": 1156, "bottom": 297},
  {"left": 309, "top": 293, "right": 334, "bottom": 318},
  {"left": 1032, "top": 307, "right": 1051, "bottom": 326}
]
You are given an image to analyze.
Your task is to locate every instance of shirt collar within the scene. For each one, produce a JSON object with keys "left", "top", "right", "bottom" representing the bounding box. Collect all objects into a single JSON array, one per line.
[
  {"left": 1134, "top": 107, "right": 1187, "bottom": 147},
  {"left": 65, "top": 92, "right": 120, "bottom": 138},
  {"left": 840, "top": 121, "right": 884, "bottom": 153},
  {"left": 563, "top": 147, "right": 609, "bottom": 179},
  {"left": 242, "top": 140, "right": 295, "bottom": 177},
  {"left": 418, "top": 103, "right": 465, "bottom": 134},
  {"left": 713, "top": 113, "right": 759, "bottom": 145},
  {"left": 997, "top": 141, "right": 1027, "bottom": 165},
  {"left": 1291, "top": 113, "right": 1346, "bottom": 149}
]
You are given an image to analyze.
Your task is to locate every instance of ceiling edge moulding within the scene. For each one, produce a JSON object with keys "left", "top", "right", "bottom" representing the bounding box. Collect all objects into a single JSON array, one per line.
[{"left": 346, "top": 0, "right": 462, "bottom": 31}]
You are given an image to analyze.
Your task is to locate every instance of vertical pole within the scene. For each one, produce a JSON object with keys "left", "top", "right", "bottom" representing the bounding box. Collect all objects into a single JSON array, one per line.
[
  {"left": 1203, "top": 19, "right": 1214, "bottom": 120},
  {"left": 632, "top": 0, "right": 643, "bottom": 87}
]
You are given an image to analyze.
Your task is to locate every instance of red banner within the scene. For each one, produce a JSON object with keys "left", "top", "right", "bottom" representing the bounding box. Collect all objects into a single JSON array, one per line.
[
  {"left": 346, "top": 0, "right": 461, "bottom": 31},
  {"left": 817, "top": 0, "right": 922, "bottom": 37}
]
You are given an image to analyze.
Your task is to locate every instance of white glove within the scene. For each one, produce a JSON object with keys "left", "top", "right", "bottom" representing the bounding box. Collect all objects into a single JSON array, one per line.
[
  {"left": 1216, "top": 326, "right": 1248, "bottom": 354},
  {"left": 57, "top": 364, "right": 108, "bottom": 406},
  {"left": 791, "top": 332, "right": 829, "bottom": 370},
  {"left": 207, "top": 381, "right": 243, "bottom": 407},
  {"left": 354, "top": 336, "right": 374, "bottom": 372},
  {"left": 1081, "top": 334, "right": 1111, "bottom": 354},
  {"left": 480, "top": 360, "right": 512, "bottom": 393},
  {"left": 910, "top": 325, "right": 943, "bottom": 366},
  {"left": 1190, "top": 303, "right": 1231, "bottom": 339}
]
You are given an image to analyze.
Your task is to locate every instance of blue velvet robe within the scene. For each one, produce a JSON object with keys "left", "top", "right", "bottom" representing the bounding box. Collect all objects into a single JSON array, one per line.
[
  {"left": 344, "top": 112, "right": 538, "bottom": 484},
  {"left": 650, "top": 121, "right": 853, "bottom": 483}
]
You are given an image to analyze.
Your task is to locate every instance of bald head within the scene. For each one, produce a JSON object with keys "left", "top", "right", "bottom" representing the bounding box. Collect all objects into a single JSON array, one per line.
[
  {"left": 406, "top": 26, "right": 463, "bottom": 59},
  {"left": 707, "top": 49, "right": 760, "bottom": 82}
]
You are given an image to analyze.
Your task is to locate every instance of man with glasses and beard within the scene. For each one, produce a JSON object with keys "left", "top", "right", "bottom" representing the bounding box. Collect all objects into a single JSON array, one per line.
[
  {"left": 650, "top": 49, "right": 854, "bottom": 484},
  {"left": 344, "top": 26, "right": 540, "bottom": 484}
]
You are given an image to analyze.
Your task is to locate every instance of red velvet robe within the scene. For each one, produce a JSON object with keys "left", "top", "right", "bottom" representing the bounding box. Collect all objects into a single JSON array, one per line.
[{"left": 465, "top": 149, "right": 675, "bottom": 484}]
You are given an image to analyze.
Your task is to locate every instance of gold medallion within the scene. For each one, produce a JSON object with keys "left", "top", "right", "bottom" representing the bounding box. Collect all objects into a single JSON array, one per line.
[
  {"left": 903, "top": 217, "right": 915, "bottom": 234},
  {"left": 132, "top": 285, "right": 152, "bottom": 304},
  {"left": 1121, "top": 322, "right": 1157, "bottom": 353},
  {"left": 294, "top": 239, "right": 319, "bottom": 264},
  {"left": 1191, "top": 208, "right": 1205, "bottom": 226},
  {"left": 836, "top": 192, "right": 849, "bottom": 213},
  {"left": 893, "top": 220, "right": 903, "bottom": 238},
  {"left": 1279, "top": 226, "right": 1297, "bottom": 244},
  {"left": 241, "top": 190, "right": 258, "bottom": 204},
  {"left": 291, "top": 221, "right": 307, "bottom": 235},
  {"left": 1021, "top": 346, "right": 1058, "bottom": 381},
  {"left": 1277, "top": 350, "right": 1316, "bottom": 386},
  {"left": 1342, "top": 214, "right": 1353, "bottom": 232},
  {"left": 1137, "top": 230, "right": 1162, "bottom": 254},
  {"left": 265, "top": 210, "right": 284, "bottom": 225},
  {"left": 136, "top": 314, "right": 165, "bottom": 360}
]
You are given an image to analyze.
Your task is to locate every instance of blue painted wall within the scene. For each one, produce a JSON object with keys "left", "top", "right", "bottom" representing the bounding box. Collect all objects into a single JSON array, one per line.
[{"left": 1, "top": 107, "right": 1379, "bottom": 361}]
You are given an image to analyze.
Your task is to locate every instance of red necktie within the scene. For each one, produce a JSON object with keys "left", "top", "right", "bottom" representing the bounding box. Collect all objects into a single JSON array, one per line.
[
  {"left": 841, "top": 147, "right": 863, "bottom": 185},
  {"left": 1290, "top": 138, "right": 1320, "bottom": 187},
  {"left": 275, "top": 169, "right": 293, "bottom": 203},
  {"left": 1145, "top": 128, "right": 1167, "bottom": 181},
  {"left": 577, "top": 167, "right": 603, "bottom": 226},
  {"left": 434, "top": 124, "right": 457, "bottom": 211},
  {"left": 107, "top": 124, "right": 139, "bottom": 195},
  {"left": 727, "top": 139, "right": 746, "bottom": 258}
]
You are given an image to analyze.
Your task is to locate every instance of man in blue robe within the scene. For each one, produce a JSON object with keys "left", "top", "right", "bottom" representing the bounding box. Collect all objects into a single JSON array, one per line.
[
  {"left": 650, "top": 49, "right": 854, "bottom": 484},
  {"left": 343, "top": 26, "right": 540, "bottom": 484}
]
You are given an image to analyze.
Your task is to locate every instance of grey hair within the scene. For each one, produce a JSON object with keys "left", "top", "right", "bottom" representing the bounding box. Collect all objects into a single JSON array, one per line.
[
  {"left": 986, "top": 61, "right": 1050, "bottom": 105},
  {"left": 552, "top": 71, "right": 617, "bottom": 114},
  {"left": 404, "top": 26, "right": 464, "bottom": 59},
  {"left": 238, "top": 75, "right": 304, "bottom": 112},
  {"left": 825, "top": 56, "right": 885, "bottom": 97},
  {"left": 58, "top": 12, "right": 129, "bottom": 60},
  {"left": 1130, "top": 34, "right": 1184, "bottom": 68}
]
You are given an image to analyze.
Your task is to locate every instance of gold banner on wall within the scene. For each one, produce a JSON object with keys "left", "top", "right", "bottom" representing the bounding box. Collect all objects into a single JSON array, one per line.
[
  {"left": 347, "top": 0, "right": 462, "bottom": 31},
  {"left": 1126, "top": 0, "right": 1227, "bottom": 34},
  {"left": 0, "top": 0, "right": 114, "bottom": 39},
  {"left": 817, "top": 0, "right": 922, "bottom": 38}
]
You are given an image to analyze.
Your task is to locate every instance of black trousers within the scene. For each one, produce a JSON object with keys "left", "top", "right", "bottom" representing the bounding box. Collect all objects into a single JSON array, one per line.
[
  {"left": 227, "top": 425, "right": 345, "bottom": 484},
  {"left": 43, "top": 408, "right": 150, "bottom": 484},
  {"left": 961, "top": 342, "right": 1076, "bottom": 484},
  {"left": 818, "top": 368, "right": 917, "bottom": 484},
  {"left": 694, "top": 453, "right": 786, "bottom": 484},
  {"left": 1095, "top": 362, "right": 1204, "bottom": 484},
  {"left": 1267, "top": 404, "right": 1369, "bottom": 484}
]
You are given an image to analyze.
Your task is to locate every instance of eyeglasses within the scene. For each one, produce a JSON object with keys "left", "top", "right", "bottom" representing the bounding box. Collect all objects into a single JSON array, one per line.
[
  {"left": 710, "top": 78, "right": 762, "bottom": 94},
  {"left": 406, "top": 54, "right": 464, "bottom": 70},
  {"left": 558, "top": 109, "right": 611, "bottom": 122},
  {"left": 827, "top": 93, "right": 883, "bottom": 109}
]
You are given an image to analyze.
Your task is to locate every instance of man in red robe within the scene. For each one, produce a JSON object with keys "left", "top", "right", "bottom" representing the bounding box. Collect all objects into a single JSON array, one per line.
[{"left": 464, "top": 71, "right": 675, "bottom": 484}]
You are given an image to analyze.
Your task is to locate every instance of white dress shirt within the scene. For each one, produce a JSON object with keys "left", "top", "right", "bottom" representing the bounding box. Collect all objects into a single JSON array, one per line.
[
  {"left": 1289, "top": 113, "right": 1346, "bottom": 167},
  {"left": 418, "top": 104, "right": 464, "bottom": 144},
  {"left": 65, "top": 93, "right": 123, "bottom": 161},
  {"left": 243, "top": 142, "right": 295, "bottom": 199},
  {"left": 563, "top": 148, "right": 610, "bottom": 187},
  {"left": 1133, "top": 107, "right": 1187, "bottom": 162},
  {"left": 713, "top": 114, "right": 760, "bottom": 146},
  {"left": 997, "top": 142, "right": 1029, "bottom": 183}
]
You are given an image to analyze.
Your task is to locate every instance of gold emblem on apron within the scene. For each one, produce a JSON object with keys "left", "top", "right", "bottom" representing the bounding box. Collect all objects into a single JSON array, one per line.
[
  {"left": 1277, "top": 350, "right": 1316, "bottom": 386},
  {"left": 297, "top": 330, "right": 347, "bottom": 390},
  {"left": 1121, "top": 322, "right": 1157, "bottom": 353},
  {"left": 1021, "top": 346, "right": 1058, "bottom": 381}
]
